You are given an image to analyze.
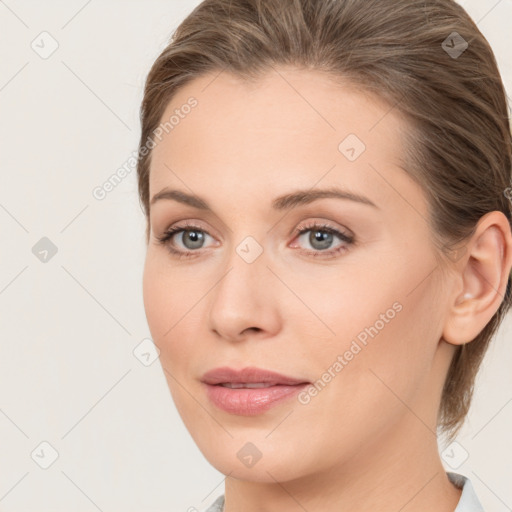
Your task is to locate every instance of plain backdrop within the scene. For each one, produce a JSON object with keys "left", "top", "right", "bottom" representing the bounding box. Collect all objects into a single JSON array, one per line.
[{"left": 0, "top": 1, "right": 511, "bottom": 511}]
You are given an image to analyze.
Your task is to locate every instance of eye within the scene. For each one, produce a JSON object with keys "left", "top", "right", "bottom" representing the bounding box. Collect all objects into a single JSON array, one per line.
[
  {"left": 155, "top": 220, "right": 355, "bottom": 260},
  {"left": 155, "top": 221, "right": 215, "bottom": 259},
  {"left": 290, "top": 220, "right": 354, "bottom": 259}
]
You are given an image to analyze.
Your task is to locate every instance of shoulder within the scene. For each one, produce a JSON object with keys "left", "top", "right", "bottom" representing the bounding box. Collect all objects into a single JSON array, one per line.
[
  {"left": 197, "top": 494, "right": 225, "bottom": 512},
  {"left": 447, "top": 472, "right": 485, "bottom": 512}
]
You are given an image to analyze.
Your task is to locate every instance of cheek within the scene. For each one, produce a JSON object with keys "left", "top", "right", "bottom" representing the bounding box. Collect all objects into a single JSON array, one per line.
[
  {"left": 289, "top": 278, "right": 439, "bottom": 458},
  {"left": 142, "top": 253, "right": 210, "bottom": 380},
  {"left": 143, "top": 253, "right": 196, "bottom": 339},
  {"left": 142, "top": 258, "right": 198, "bottom": 410},
  {"left": 142, "top": 255, "right": 169, "bottom": 340},
  {"left": 303, "top": 262, "right": 440, "bottom": 402}
]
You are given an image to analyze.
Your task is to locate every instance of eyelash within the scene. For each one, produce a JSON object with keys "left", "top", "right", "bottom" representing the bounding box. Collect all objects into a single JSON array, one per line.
[{"left": 155, "top": 220, "right": 355, "bottom": 260}]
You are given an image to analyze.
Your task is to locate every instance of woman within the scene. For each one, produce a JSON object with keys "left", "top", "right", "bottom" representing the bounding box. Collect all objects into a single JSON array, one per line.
[{"left": 137, "top": 0, "right": 512, "bottom": 510}]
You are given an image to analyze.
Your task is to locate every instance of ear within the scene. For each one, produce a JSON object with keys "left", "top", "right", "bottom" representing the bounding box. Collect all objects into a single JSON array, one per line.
[{"left": 442, "top": 211, "right": 512, "bottom": 346}]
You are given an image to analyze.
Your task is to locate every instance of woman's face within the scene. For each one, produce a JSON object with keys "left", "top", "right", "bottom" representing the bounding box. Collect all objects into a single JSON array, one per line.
[{"left": 143, "top": 67, "right": 455, "bottom": 482}]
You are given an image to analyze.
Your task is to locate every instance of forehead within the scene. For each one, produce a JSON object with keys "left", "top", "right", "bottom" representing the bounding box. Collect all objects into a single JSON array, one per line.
[{"left": 148, "top": 67, "right": 411, "bottom": 211}]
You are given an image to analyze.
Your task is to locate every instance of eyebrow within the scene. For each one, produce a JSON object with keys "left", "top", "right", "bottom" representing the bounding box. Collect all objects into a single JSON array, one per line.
[{"left": 150, "top": 186, "right": 379, "bottom": 211}]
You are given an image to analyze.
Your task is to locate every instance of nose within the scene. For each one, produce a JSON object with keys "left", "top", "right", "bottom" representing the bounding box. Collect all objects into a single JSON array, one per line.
[{"left": 207, "top": 244, "right": 281, "bottom": 342}]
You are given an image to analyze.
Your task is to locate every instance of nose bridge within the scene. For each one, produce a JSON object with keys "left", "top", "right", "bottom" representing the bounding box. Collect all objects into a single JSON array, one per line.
[{"left": 216, "top": 233, "right": 269, "bottom": 303}]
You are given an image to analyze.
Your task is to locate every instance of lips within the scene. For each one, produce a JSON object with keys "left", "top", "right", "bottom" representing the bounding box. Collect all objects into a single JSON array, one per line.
[
  {"left": 201, "top": 366, "right": 310, "bottom": 387},
  {"left": 201, "top": 366, "right": 311, "bottom": 415}
]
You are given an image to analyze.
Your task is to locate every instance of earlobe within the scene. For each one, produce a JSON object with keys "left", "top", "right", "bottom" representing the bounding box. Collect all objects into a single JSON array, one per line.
[{"left": 442, "top": 212, "right": 512, "bottom": 346}]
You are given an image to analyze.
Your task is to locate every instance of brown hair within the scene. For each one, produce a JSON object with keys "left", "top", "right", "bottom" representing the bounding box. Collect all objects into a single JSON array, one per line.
[{"left": 136, "top": 0, "right": 512, "bottom": 442}]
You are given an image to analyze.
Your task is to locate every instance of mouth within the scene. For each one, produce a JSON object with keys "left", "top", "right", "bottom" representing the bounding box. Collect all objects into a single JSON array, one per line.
[
  {"left": 200, "top": 367, "right": 311, "bottom": 415},
  {"left": 215, "top": 382, "right": 302, "bottom": 388}
]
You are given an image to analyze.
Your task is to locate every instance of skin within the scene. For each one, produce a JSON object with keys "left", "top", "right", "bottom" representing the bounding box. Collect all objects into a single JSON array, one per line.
[{"left": 142, "top": 66, "right": 512, "bottom": 512}]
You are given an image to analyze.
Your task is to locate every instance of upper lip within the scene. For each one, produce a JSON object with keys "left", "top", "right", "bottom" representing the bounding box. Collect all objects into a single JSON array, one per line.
[{"left": 201, "top": 366, "right": 310, "bottom": 386}]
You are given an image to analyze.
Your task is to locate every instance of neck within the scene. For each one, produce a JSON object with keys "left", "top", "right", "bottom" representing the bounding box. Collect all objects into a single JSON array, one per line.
[{"left": 223, "top": 413, "right": 462, "bottom": 512}]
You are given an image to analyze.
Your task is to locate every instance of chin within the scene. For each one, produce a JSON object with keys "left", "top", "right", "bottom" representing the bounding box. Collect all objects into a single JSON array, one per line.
[{"left": 197, "top": 440, "right": 315, "bottom": 484}]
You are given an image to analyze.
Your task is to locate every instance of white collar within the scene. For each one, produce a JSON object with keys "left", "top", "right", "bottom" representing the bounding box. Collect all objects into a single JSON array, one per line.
[{"left": 448, "top": 472, "right": 485, "bottom": 511}]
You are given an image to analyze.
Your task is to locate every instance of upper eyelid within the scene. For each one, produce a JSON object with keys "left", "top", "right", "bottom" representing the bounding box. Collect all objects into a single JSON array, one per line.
[{"left": 165, "top": 219, "right": 349, "bottom": 236}]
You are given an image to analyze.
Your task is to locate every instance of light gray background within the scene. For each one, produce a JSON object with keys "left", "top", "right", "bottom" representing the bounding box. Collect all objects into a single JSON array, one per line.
[{"left": 0, "top": 1, "right": 511, "bottom": 511}]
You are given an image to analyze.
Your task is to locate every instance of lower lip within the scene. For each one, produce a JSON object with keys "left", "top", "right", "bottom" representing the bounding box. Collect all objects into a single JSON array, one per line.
[{"left": 203, "top": 382, "right": 310, "bottom": 415}]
